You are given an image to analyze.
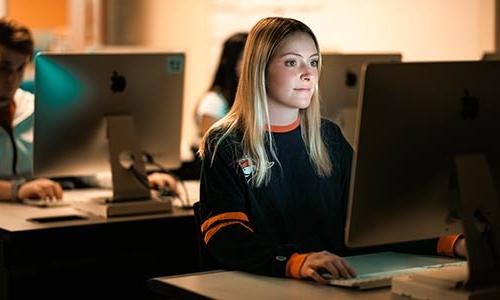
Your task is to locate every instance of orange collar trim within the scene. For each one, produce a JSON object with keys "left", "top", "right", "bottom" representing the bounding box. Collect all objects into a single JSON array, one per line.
[{"left": 268, "top": 117, "right": 300, "bottom": 133}]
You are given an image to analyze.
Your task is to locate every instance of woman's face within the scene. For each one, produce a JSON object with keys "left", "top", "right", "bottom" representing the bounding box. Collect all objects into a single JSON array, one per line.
[{"left": 266, "top": 31, "right": 319, "bottom": 116}]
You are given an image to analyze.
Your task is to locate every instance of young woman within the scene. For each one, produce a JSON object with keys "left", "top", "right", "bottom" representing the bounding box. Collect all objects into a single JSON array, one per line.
[{"left": 198, "top": 17, "right": 464, "bottom": 284}]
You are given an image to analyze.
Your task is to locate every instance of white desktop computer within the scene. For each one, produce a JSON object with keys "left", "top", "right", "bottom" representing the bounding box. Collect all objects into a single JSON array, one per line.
[
  {"left": 34, "top": 52, "right": 185, "bottom": 217},
  {"left": 345, "top": 61, "right": 500, "bottom": 298}
]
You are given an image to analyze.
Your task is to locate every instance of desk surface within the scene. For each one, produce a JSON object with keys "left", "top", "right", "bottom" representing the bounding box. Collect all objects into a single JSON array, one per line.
[
  {"left": 0, "top": 188, "right": 194, "bottom": 233},
  {"left": 0, "top": 188, "right": 198, "bottom": 300},
  {"left": 149, "top": 271, "right": 406, "bottom": 300}
]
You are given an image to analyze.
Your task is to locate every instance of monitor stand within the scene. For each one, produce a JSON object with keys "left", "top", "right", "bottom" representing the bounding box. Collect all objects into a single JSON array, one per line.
[
  {"left": 73, "top": 115, "right": 172, "bottom": 218},
  {"left": 392, "top": 154, "right": 500, "bottom": 299}
]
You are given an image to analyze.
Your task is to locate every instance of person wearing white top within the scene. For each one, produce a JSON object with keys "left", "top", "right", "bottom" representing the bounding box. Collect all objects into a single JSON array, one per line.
[
  {"left": 196, "top": 91, "right": 228, "bottom": 124},
  {"left": 0, "top": 18, "right": 64, "bottom": 202},
  {"left": 0, "top": 88, "right": 34, "bottom": 178},
  {"left": 196, "top": 33, "right": 248, "bottom": 136},
  {"left": 171, "top": 33, "right": 248, "bottom": 181}
]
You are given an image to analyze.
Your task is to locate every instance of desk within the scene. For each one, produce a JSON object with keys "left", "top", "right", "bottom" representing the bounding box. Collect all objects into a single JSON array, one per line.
[
  {"left": 0, "top": 199, "right": 198, "bottom": 300},
  {"left": 149, "top": 270, "right": 407, "bottom": 300}
]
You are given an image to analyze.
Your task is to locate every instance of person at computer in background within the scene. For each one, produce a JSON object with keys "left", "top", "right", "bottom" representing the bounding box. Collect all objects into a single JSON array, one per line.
[
  {"left": 196, "top": 32, "right": 248, "bottom": 136},
  {"left": 0, "top": 17, "right": 64, "bottom": 202},
  {"left": 0, "top": 18, "right": 177, "bottom": 203},
  {"left": 198, "top": 17, "right": 466, "bottom": 284},
  {"left": 173, "top": 33, "right": 247, "bottom": 180}
]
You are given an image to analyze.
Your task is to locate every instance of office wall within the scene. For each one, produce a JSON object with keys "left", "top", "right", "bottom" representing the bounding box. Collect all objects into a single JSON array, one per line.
[
  {"left": 141, "top": 0, "right": 494, "bottom": 160},
  {"left": 6, "top": 0, "right": 68, "bottom": 29},
  {"left": 4, "top": 0, "right": 72, "bottom": 52},
  {"left": 104, "top": 0, "right": 148, "bottom": 45},
  {"left": 142, "top": 0, "right": 210, "bottom": 160}
]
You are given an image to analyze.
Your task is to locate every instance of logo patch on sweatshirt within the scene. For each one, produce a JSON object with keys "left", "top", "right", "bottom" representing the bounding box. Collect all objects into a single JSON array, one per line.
[
  {"left": 238, "top": 158, "right": 254, "bottom": 182},
  {"left": 237, "top": 158, "right": 275, "bottom": 183}
]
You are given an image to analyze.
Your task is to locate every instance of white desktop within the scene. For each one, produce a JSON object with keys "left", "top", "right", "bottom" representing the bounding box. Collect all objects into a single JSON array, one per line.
[
  {"left": 347, "top": 61, "right": 500, "bottom": 299},
  {"left": 33, "top": 52, "right": 185, "bottom": 217}
]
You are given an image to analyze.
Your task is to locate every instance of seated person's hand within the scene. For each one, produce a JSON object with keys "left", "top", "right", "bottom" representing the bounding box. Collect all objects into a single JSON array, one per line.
[
  {"left": 147, "top": 172, "right": 178, "bottom": 195},
  {"left": 300, "top": 251, "right": 356, "bottom": 284},
  {"left": 454, "top": 236, "right": 467, "bottom": 258},
  {"left": 18, "top": 178, "right": 63, "bottom": 200}
]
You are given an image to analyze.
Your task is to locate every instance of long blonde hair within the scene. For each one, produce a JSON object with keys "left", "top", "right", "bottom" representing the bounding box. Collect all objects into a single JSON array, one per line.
[{"left": 200, "top": 17, "right": 332, "bottom": 187}]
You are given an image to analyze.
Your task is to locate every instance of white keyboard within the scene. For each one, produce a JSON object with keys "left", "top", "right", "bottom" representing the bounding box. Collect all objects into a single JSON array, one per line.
[
  {"left": 327, "top": 261, "right": 467, "bottom": 290},
  {"left": 328, "top": 274, "right": 393, "bottom": 290},
  {"left": 22, "top": 189, "right": 113, "bottom": 208},
  {"left": 327, "top": 269, "right": 417, "bottom": 290},
  {"left": 22, "top": 198, "right": 72, "bottom": 208}
]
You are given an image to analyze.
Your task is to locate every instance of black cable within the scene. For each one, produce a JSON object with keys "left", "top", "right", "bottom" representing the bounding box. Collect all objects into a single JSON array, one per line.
[
  {"left": 7, "top": 128, "right": 18, "bottom": 175},
  {"left": 128, "top": 164, "right": 151, "bottom": 189},
  {"left": 141, "top": 152, "right": 192, "bottom": 209}
]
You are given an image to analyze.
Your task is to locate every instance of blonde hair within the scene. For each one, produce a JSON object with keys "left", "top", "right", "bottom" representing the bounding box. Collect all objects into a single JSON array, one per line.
[{"left": 200, "top": 17, "right": 332, "bottom": 187}]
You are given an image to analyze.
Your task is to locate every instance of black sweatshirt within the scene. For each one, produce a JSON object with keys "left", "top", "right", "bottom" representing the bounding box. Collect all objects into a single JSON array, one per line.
[{"left": 199, "top": 119, "right": 353, "bottom": 277}]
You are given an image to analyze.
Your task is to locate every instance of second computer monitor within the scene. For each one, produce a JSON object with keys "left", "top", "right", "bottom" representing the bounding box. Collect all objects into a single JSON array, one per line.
[
  {"left": 346, "top": 61, "right": 500, "bottom": 248},
  {"left": 319, "top": 53, "right": 401, "bottom": 146},
  {"left": 34, "top": 52, "right": 185, "bottom": 200}
]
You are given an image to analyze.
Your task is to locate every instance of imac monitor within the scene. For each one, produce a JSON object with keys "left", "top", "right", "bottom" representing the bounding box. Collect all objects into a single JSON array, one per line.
[
  {"left": 34, "top": 52, "right": 184, "bottom": 203},
  {"left": 319, "top": 53, "right": 401, "bottom": 115},
  {"left": 319, "top": 53, "right": 401, "bottom": 146},
  {"left": 346, "top": 61, "right": 500, "bottom": 248}
]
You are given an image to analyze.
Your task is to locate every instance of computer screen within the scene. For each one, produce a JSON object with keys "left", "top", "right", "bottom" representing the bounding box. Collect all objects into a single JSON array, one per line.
[
  {"left": 33, "top": 52, "right": 184, "bottom": 201},
  {"left": 319, "top": 53, "right": 401, "bottom": 146},
  {"left": 345, "top": 61, "right": 500, "bottom": 248}
]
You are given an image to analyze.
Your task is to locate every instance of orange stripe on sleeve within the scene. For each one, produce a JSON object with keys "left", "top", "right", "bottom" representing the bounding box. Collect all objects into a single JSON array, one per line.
[
  {"left": 437, "top": 234, "right": 462, "bottom": 257},
  {"left": 286, "top": 253, "right": 309, "bottom": 279},
  {"left": 203, "top": 220, "right": 254, "bottom": 244},
  {"left": 201, "top": 212, "right": 250, "bottom": 233}
]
